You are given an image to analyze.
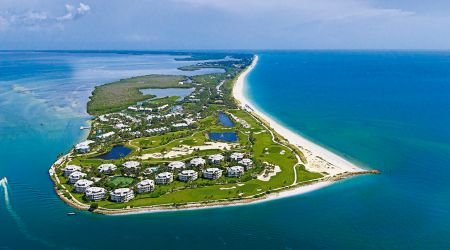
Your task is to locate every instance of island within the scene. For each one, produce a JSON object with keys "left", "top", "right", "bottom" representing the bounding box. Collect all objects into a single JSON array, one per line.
[{"left": 49, "top": 53, "right": 379, "bottom": 214}]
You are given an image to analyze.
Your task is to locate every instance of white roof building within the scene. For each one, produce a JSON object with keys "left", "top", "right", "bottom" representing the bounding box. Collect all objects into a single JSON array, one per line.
[
  {"left": 98, "top": 163, "right": 117, "bottom": 174},
  {"left": 172, "top": 123, "right": 188, "bottom": 128},
  {"left": 227, "top": 166, "right": 245, "bottom": 178},
  {"left": 110, "top": 188, "right": 134, "bottom": 203},
  {"left": 115, "top": 123, "right": 129, "bottom": 129},
  {"left": 238, "top": 158, "right": 253, "bottom": 169},
  {"left": 155, "top": 172, "right": 173, "bottom": 185},
  {"left": 230, "top": 152, "right": 245, "bottom": 161},
  {"left": 178, "top": 170, "right": 198, "bottom": 182},
  {"left": 74, "top": 179, "right": 93, "bottom": 193},
  {"left": 203, "top": 168, "right": 223, "bottom": 180},
  {"left": 167, "top": 161, "right": 186, "bottom": 170},
  {"left": 190, "top": 157, "right": 206, "bottom": 167},
  {"left": 208, "top": 154, "right": 224, "bottom": 164},
  {"left": 85, "top": 187, "right": 106, "bottom": 201},
  {"left": 75, "top": 140, "right": 95, "bottom": 154},
  {"left": 122, "top": 161, "right": 140, "bottom": 170},
  {"left": 64, "top": 165, "right": 81, "bottom": 176},
  {"left": 69, "top": 171, "right": 87, "bottom": 184},
  {"left": 97, "top": 131, "right": 115, "bottom": 139},
  {"left": 137, "top": 179, "right": 155, "bottom": 193}
]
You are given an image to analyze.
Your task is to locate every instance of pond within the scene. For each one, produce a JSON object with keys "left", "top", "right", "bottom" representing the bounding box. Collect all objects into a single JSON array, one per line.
[
  {"left": 139, "top": 87, "right": 194, "bottom": 101},
  {"left": 218, "top": 112, "right": 235, "bottom": 127},
  {"left": 208, "top": 132, "right": 238, "bottom": 142},
  {"left": 96, "top": 145, "right": 132, "bottom": 160}
]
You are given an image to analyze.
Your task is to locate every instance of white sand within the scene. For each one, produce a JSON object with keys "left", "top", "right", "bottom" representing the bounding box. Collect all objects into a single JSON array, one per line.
[{"left": 233, "top": 55, "right": 364, "bottom": 177}]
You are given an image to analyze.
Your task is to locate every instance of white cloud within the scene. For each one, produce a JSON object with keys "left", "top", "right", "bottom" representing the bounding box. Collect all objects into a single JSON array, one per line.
[
  {"left": 175, "top": 0, "right": 413, "bottom": 21},
  {"left": 57, "top": 3, "right": 91, "bottom": 21},
  {"left": 0, "top": 16, "right": 9, "bottom": 31},
  {"left": 0, "top": 2, "right": 90, "bottom": 30}
]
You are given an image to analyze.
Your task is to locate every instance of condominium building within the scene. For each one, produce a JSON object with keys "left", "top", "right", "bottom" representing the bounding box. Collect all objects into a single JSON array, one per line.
[
  {"left": 155, "top": 172, "right": 173, "bottom": 185},
  {"left": 178, "top": 170, "right": 198, "bottom": 182},
  {"left": 136, "top": 179, "right": 155, "bottom": 193},
  {"left": 110, "top": 188, "right": 135, "bottom": 203}
]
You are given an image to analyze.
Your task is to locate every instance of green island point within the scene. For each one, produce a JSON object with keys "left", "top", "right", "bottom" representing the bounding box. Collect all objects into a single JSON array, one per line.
[{"left": 49, "top": 53, "right": 378, "bottom": 214}]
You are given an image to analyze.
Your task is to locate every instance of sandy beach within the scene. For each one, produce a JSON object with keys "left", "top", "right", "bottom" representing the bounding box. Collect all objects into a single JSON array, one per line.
[{"left": 233, "top": 55, "right": 365, "bottom": 178}]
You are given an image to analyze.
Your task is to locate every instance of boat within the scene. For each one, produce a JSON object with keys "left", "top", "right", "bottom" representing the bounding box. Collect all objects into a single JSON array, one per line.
[{"left": 67, "top": 212, "right": 76, "bottom": 216}]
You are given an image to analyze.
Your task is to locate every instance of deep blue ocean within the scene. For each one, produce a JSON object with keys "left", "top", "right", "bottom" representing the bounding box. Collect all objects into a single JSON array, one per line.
[{"left": 1, "top": 51, "right": 449, "bottom": 249}]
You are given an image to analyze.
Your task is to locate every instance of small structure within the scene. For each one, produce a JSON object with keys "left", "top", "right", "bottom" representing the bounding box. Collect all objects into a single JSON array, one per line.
[
  {"left": 69, "top": 171, "right": 87, "bottom": 184},
  {"left": 64, "top": 165, "right": 81, "bottom": 176},
  {"left": 75, "top": 140, "right": 95, "bottom": 154},
  {"left": 74, "top": 179, "right": 93, "bottom": 193},
  {"left": 122, "top": 161, "right": 140, "bottom": 170},
  {"left": 167, "top": 161, "right": 186, "bottom": 170},
  {"left": 98, "top": 163, "right": 117, "bottom": 174},
  {"left": 143, "top": 167, "right": 153, "bottom": 175},
  {"left": 110, "top": 188, "right": 135, "bottom": 203},
  {"left": 230, "top": 152, "right": 245, "bottom": 161},
  {"left": 178, "top": 170, "right": 198, "bottom": 182},
  {"left": 203, "top": 168, "right": 223, "bottom": 180},
  {"left": 227, "top": 166, "right": 245, "bottom": 178},
  {"left": 190, "top": 157, "right": 206, "bottom": 167},
  {"left": 137, "top": 179, "right": 155, "bottom": 193},
  {"left": 85, "top": 187, "right": 106, "bottom": 201},
  {"left": 208, "top": 154, "right": 224, "bottom": 164},
  {"left": 155, "top": 172, "right": 173, "bottom": 185},
  {"left": 238, "top": 158, "right": 253, "bottom": 169}
]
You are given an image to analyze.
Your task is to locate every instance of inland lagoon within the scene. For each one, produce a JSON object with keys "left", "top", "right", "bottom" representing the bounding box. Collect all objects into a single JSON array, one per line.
[
  {"left": 97, "top": 145, "right": 132, "bottom": 160},
  {"left": 218, "top": 111, "right": 235, "bottom": 127},
  {"left": 207, "top": 132, "right": 238, "bottom": 142}
]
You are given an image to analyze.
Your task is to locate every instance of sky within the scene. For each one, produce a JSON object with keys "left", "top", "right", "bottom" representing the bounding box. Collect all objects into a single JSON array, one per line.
[{"left": 1, "top": 0, "right": 450, "bottom": 50}]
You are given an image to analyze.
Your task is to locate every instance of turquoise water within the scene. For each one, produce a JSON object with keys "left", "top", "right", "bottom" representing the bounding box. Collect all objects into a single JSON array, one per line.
[
  {"left": 97, "top": 145, "right": 132, "bottom": 160},
  {"left": 1, "top": 51, "right": 449, "bottom": 249}
]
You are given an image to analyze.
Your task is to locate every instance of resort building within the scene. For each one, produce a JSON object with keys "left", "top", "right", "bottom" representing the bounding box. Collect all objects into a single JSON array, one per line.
[
  {"left": 64, "top": 165, "right": 81, "bottom": 176},
  {"left": 202, "top": 168, "right": 223, "bottom": 180},
  {"left": 208, "top": 154, "right": 224, "bottom": 164},
  {"left": 238, "top": 158, "right": 254, "bottom": 169},
  {"left": 122, "top": 161, "right": 140, "bottom": 170},
  {"left": 110, "top": 188, "right": 135, "bottom": 203},
  {"left": 75, "top": 140, "right": 95, "bottom": 154},
  {"left": 167, "top": 161, "right": 186, "bottom": 170},
  {"left": 230, "top": 152, "right": 245, "bottom": 161},
  {"left": 190, "top": 157, "right": 206, "bottom": 167},
  {"left": 155, "top": 172, "right": 173, "bottom": 185},
  {"left": 85, "top": 187, "right": 106, "bottom": 201},
  {"left": 178, "top": 170, "right": 198, "bottom": 182},
  {"left": 98, "top": 163, "right": 117, "bottom": 174},
  {"left": 227, "top": 166, "right": 245, "bottom": 178},
  {"left": 74, "top": 179, "right": 94, "bottom": 193},
  {"left": 137, "top": 179, "right": 155, "bottom": 193},
  {"left": 97, "top": 131, "right": 115, "bottom": 139},
  {"left": 69, "top": 171, "right": 87, "bottom": 184}
]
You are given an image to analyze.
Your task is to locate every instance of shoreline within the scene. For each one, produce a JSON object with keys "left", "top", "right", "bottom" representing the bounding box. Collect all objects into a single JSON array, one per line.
[
  {"left": 233, "top": 55, "right": 365, "bottom": 175},
  {"left": 49, "top": 55, "right": 377, "bottom": 215}
]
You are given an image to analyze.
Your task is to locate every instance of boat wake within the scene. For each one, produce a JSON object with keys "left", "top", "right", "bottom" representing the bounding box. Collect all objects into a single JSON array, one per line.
[{"left": 0, "top": 177, "right": 54, "bottom": 248}]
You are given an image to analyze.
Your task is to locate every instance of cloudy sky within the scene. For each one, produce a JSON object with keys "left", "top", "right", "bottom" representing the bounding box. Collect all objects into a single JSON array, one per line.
[{"left": 1, "top": 0, "right": 450, "bottom": 49}]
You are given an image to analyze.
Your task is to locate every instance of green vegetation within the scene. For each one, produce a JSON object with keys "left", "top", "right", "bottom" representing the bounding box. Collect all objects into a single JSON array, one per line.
[
  {"left": 55, "top": 53, "right": 326, "bottom": 211},
  {"left": 87, "top": 74, "right": 187, "bottom": 115}
]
